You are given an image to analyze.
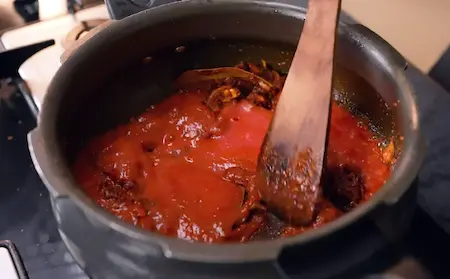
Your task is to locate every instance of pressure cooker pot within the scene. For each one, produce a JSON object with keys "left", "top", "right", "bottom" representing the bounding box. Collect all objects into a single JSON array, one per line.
[{"left": 28, "top": 1, "right": 425, "bottom": 278}]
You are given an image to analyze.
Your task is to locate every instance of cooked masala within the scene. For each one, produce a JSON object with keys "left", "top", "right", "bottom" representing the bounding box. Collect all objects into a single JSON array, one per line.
[{"left": 72, "top": 61, "right": 392, "bottom": 243}]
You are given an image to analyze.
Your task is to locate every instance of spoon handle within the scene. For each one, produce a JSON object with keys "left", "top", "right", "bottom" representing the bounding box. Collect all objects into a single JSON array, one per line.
[{"left": 270, "top": 0, "right": 341, "bottom": 152}]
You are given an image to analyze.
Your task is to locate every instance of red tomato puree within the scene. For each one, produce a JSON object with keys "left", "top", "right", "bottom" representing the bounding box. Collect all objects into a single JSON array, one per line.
[{"left": 73, "top": 90, "right": 391, "bottom": 243}]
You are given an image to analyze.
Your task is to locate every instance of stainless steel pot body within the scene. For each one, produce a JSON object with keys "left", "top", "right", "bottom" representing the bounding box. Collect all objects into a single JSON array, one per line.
[{"left": 28, "top": 1, "right": 425, "bottom": 278}]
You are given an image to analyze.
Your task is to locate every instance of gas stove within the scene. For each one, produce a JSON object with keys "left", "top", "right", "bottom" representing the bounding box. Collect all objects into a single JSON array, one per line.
[{"left": 1, "top": 2, "right": 450, "bottom": 279}]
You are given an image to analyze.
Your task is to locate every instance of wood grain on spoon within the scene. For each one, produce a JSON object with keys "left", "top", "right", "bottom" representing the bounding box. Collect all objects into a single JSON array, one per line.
[{"left": 256, "top": 0, "right": 341, "bottom": 226}]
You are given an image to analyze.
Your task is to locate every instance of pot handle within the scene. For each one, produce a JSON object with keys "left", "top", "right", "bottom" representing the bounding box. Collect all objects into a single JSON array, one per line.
[
  {"left": 60, "top": 20, "right": 115, "bottom": 64},
  {"left": 28, "top": 128, "right": 71, "bottom": 198},
  {"left": 274, "top": 219, "right": 395, "bottom": 279},
  {"left": 348, "top": 24, "right": 408, "bottom": 71}
]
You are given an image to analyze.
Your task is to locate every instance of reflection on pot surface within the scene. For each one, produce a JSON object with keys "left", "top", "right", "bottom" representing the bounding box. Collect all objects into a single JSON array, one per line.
[{"left": 72, "top": 57, "right": 393, "bottom": 244}]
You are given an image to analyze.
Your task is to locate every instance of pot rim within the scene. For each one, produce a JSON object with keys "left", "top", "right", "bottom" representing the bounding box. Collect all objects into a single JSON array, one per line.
[{"left": 31, "top": 0, "right": 425, "bottom": 263}]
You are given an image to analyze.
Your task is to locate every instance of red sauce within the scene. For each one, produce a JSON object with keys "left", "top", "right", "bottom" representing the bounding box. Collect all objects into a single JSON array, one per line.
[{"left": 73, "top": 90, "right": 391, "bottom": 243}]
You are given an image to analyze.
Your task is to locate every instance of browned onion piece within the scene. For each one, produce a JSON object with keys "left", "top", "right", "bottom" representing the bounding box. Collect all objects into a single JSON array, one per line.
[
  {"left": 205, "top": 85, "right": 241, "bottom": 113},
  {"left": 175, "top": 67, "right": 279, "bottom": 110},
  {"left": 176, "top": 67, "right": 274, "bottom": 90}
]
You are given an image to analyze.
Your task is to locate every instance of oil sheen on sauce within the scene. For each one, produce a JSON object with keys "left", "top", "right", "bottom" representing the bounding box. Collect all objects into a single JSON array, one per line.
[{"left": 73, "top": 90, "right": 391, "bottom": 243}]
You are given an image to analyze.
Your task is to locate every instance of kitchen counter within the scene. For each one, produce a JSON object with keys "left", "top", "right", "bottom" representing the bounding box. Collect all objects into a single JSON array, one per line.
[{"left": 342, "top": 0, "right": 450, "bottom": 73}]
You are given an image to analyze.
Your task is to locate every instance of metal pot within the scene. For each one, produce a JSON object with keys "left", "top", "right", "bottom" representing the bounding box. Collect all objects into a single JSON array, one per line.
[{"left": 28, "top": 1, "right": 425, "bottom": 278}]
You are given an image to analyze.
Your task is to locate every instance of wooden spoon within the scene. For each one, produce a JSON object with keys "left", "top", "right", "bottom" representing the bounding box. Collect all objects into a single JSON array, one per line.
[{"left": 256, "top": 0, "right": 341, "bottom": 226}]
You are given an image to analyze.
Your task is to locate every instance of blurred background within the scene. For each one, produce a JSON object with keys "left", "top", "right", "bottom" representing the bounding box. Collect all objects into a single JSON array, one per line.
[{"left": 1, "top": 0, "right": 449, "bottom": 89}]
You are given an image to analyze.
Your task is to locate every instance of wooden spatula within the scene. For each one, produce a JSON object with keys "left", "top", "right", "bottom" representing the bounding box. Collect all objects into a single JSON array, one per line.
[{"left": 256, "top": 0, "right": 341, "bottom": 226}]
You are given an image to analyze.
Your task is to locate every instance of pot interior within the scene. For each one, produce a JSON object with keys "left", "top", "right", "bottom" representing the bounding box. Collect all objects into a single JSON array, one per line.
[
  {"left": 60, "top": 40, "right": 396, "bottom": 162},
  {"left": 51, "top": 3, "right": 403, "bottom": 243}
]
